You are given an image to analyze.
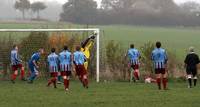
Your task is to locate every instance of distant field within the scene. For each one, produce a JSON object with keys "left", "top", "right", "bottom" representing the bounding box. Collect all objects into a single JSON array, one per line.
[
  {"left": 0, "top": 22, "right": 200, "bottom": 60},
  {"left": 0, "top": 80, "right": 200, "bottom": 107}
]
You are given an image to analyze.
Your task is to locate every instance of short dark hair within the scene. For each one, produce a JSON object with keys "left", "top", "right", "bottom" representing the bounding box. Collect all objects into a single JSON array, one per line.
[
  {"left": 64, "top": 45, "right": 68, "bottom": 50},
  {"left": 156, "top": 41, "right": 161, "bottom": 48},
  {"left": 51, "top": 48, "right": 56, "bottom": 53},
  {"left": 13, "top": 44, "right": 17, "bottom": 49},
  {"left": 76, "top": 46, "right": 81, "bottom": 51},
  {"left": 130, "top": 44, "right": 134, "bottom": 48}
]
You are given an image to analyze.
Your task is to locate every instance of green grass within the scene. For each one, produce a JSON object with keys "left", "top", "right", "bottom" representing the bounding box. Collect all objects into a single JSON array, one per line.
[
  {"left": 1, "top": 22, "right": 200, "bottom": 60},
  {"left": 0, "top": 80, "right": 200, "bottom": 107}
]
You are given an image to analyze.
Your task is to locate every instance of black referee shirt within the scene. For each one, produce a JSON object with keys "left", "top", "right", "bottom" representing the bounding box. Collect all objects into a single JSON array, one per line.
[{"left": 184, "top": 52, "right": 200, "bottom": 72}]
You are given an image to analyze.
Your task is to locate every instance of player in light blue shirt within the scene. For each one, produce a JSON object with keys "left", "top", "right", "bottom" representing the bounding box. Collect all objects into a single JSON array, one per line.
[
  {"left": 47, "top": 48, "right": 59, "bottom": 88},
  {"left": 151, "top": 42, "right": 168, "bottom": 90},
  {"left": 127, "top": 44, "right": 141, "bottom": 82},
  {"left": 59, "top": 46, "right": 72, "bottom": 91},
  {"left": 10, "top": 45, "right": 26, "bottom": 83},
  {"left": 73, "top": 46, "right": 88, "bottom": 88}
]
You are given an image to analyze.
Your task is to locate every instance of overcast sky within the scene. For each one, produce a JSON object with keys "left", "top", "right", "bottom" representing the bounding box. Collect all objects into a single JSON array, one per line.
[{"left": 30, "top": 0, "right": 200, "bottom": 4}]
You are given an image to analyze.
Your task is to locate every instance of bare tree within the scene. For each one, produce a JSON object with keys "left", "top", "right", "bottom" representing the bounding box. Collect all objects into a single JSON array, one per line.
[{"left": 14, "top": 0, "right": 30, "bottom": 19}]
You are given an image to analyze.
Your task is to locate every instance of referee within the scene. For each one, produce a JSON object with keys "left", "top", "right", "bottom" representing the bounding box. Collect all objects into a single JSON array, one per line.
[{"left": 184, "top": 47, "right": 200, "bottom": 88}]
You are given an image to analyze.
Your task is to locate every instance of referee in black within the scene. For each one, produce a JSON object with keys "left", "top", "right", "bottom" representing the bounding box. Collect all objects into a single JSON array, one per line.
[{"left": 184, "top": 47, "right": 200, "bottom": 88}]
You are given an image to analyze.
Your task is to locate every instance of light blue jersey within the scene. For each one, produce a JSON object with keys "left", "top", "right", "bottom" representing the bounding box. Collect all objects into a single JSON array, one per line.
[
  {"left": 73, "top": 51, "right": 86, "bottom": 65},
  {"left": 128, "top": 48, "right": 140, "bottom": 65},
  {"left": 47, "top": 53, "right": 59, "bottom": 72},
  {"left": 11, "top": 49, "right": 21, "bottom": 65},
  {"left": 151, "top": 48, "right": 168, "bottom": 69},
  {"left": 59, "top": 50, "right": 72, "bottom": 72}
]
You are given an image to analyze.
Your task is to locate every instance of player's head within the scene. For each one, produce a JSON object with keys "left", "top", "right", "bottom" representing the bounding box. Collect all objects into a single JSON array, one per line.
[
  {"left": 156, "top": 41, "right": 161, "bottom": 48},
  {"left": 51, "top": 48, "right": 56, "bottom": 53},
  {"left": 130, "top": 44, "right": 134, "bottom": 48},
  {"left": 76, "top": 46, "right": 81, "bottom": 51},
  {"left": 189, "top": 46, "right": 194, "bottom": 52},
  {"left": 63, "top": 45, "right": 68, "bottom": 51},
  {"left": 13, "top": 44, "right": 18, "bottom": 50},
  {"left": 38, "top": 48, "right": 45, "bottom": 55}
]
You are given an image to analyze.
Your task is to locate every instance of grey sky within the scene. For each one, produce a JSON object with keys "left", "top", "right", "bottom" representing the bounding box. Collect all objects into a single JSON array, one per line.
[{"left": 30, "top": 0, "right": 200, "bottom": 4}]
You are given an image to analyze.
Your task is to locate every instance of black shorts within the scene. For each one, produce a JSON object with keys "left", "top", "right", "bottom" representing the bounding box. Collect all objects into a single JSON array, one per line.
[
  {"left": 155, "top": 68, "right": 166, "bottom": 74},
  {"left": 186, "top": 67, "right": 197, "bottom": 76}
]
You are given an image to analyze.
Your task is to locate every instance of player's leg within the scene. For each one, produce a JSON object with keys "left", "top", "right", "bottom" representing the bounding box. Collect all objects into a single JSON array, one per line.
[
  {"left": 28, "top": 66, "right": 38, "bottom": 83},
  {"left": 187, "top": 71, "right": 192, "bottom": 88},
  {"left": 129, "top": 65, "right": 135, "bottom": 82},
  {"left": 129, "top": 68, "right": 133, "bottom": 82},
  {"left": 61, "top": 71, "right": 70, "bottom": 91},
  {"left": 52, "top": 72, "right": 58, "bottom": 88},
  {"left": 57, "top": 72, "right": 62, "bottom": 84},
  {"left": 162, "top": 69, "right": 168, "bottom": 90},
  {"left": 84, "top": 61, "right": 88, "bottom": 71},
  {"left": 47, "top": 72, "right": 54, "bottom": 86},
  {"left": 133, "top": 65, "right": 140, "bottom": 81},
  {"left": 62, "top": 72, "right": 68, "bottom": 90},
  {"left": 64, "top": 71, "right": 71, "bottom": 91},
  {"left": 11, "top": 65, "right": 18, "bottom": 83},
  {"left": 81, "top": 65, "right": 88, "bottom": 88},
  {"left": 19, "top": 64, "right": 26, "bottom": 81},
  {"left": 76, "top": 65, "right": 83, "bottom": 83},
  {"left": 192, "top": 70, "right": 197, "bottom": 87},
  {"left": 155, "top": 69, "right": 161, "bottom": 90}
]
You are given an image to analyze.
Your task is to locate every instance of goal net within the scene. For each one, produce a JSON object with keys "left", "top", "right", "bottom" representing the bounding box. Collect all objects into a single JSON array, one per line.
[{"left": 0, "top": 29, "right": 100, "bottom": 82}]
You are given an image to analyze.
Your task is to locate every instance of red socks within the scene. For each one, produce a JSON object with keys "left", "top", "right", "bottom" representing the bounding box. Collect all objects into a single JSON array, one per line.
[
  {"left": 11, "top": 74, "right": 17, "bottom": 80},
  {"left": 48, "top": 77, "right": 57, "bottom": 88},
  {"left": 82, "top": 78, "right": 88, "bottom": 88},
  {"left": 134, "top": 71, "right": 139, "bottom": 80},
  {"left": 157, "top": 78, "right": 168, "bottom": 90},
  {"left": 20, "top": 69, "right": 25, "bottom": 80},
  {"left": 156, "top": 78, "right": 161, "bottom": 90},
  {"left": 52, "top": 78, "right": 57, "bottom": 88},
  {"left": 162, "top": 78, "right": 167, "bottom": 90},
  {"left": 47, "top": 78, "right": 53, "bottom": 86},
  {"left": 64, "top": 79, "right": 69, "bottom": 89}
]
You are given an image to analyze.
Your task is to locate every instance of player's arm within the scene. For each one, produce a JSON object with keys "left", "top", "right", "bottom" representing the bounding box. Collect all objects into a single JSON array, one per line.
[
  {"left": 138, "top": 51, "right": 142, "bottom": 59},
  {"left": 164, "top": 51, "right": 168, "bottom": 64},
  {"left": 14, "top": 52, "right": 22, "bottom": 63},
  {"left": 72, "top": 54, "right": 76, "bottom": 65},
  {"left": 151, "top": 52, "right": 154, "bottom": 61},
  {"left": 32, "top": 55, "right": 39, "bottom": 68},
  {"left": 33, "top": 60, "right": 39, "bottom": 68},
  {"left": 84, "top": 55, "right": 87, "bottom": 62},
  {"left": 81, "top": 35, "right": 96, "bottom": 49},
  {"left": 184, "top": 55, "right": 188, "bottom": 68},
  {"left": 57, "top": 56, "right": 60, "bottom": 71}
]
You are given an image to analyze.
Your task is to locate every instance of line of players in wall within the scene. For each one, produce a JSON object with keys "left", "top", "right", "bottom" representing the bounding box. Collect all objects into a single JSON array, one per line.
[
  {"left": 10, "top": 35, "right": 96, "bottom": 92},
  {"left": 9, "top": 34, "right": 200, "bottom": 91},
  {"left": 127, "top": 42, "right": 199, "bottom": 90}
]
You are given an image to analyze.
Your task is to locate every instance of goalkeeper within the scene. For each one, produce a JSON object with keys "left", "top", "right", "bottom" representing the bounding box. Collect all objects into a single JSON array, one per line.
[{"left": 80, "top": 33, "right": 96, "bottom": 70}]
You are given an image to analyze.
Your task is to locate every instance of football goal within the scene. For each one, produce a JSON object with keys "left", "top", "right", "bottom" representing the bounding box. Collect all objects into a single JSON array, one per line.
[{"left": 0, "top": 28, "right": 100, "bottom": 82}]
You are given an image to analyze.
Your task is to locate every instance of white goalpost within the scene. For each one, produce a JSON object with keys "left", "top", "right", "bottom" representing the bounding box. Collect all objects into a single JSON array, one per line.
[{"left": 0, "top": 28, "right": 100, "bottom": 82}]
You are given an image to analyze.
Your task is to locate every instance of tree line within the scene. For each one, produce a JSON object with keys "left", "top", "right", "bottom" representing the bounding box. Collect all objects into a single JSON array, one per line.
[
  {"left": 60, "top": 0, "right": 200, "bottom": 26},
  {"left": 14, "top": 0, "right": 200, "bottom": 26}
]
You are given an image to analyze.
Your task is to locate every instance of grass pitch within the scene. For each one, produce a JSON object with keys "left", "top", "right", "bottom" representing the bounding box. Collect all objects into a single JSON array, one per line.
[{"left": 0, "top": 80, "right": 200, "bottom": 107}]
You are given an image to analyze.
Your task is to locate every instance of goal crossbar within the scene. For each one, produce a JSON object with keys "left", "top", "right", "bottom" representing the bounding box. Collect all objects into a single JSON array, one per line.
[{"left": 0, "top": 28, "right": 100, "bottom": 82}]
